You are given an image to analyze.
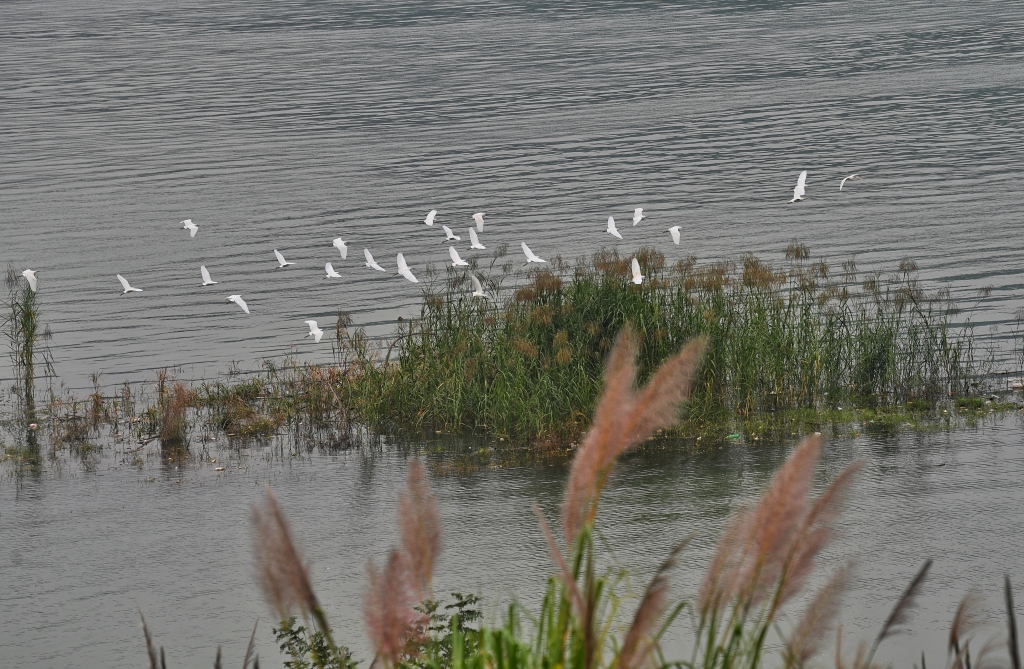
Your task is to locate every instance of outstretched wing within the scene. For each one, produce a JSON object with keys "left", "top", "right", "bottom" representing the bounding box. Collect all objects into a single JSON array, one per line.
[
  {"left": 117, "top": 274, "right": 131, "bottom": 291},
  {"left": 236, "top": 297, "right": 249, "bottom": 313},
  {"left": 304, "top": 320, "right": 318, "bottom": 332},
  {"left": 471, "top": 275, "right": 484, "bottom": 293},
  {"left": 449, "top": 246, "right": 462, "bottom": 264},
  {"left": 397, "top": 253, "right": 410, "bottom": 272},
  {"left": 400, "top": 268, "right": 419, "bottom": 283},
  {"left": 796, "top": 170, "right": 807, "bottom": 188},
  {"left": 521, "top": 242, "right": 534, "bottom": 260},
  {"left": 334, "top": 238, "right": 348, "bottom": 258},
  {"left": 201, "top": 266, "right": 213, "bottom": 283},
  {"left": 670, "top": 227, "right": 680, "bottom": 245},
  {"left": 274, "top": 249, "right": 286, "bottom": 265},
  {"left": 632, "top": 258, "right": 642, "bottom": 280}
]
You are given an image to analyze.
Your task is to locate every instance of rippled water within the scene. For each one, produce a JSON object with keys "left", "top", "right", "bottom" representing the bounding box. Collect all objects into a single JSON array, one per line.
[
  {"left": 3, "top": 421, "right": 1023, "bottom": 668},
  {"left": 3, "top": 0, "right": 1024, "bottom": 388}
]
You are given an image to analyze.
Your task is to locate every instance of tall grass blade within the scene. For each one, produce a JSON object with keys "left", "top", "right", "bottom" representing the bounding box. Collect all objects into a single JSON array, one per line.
[
  {"left": 865, "top": 559, "right": 932, "bottom": 667},
  {"left": 1008, "top": 576, "right": 1021, "bottom": 669}
]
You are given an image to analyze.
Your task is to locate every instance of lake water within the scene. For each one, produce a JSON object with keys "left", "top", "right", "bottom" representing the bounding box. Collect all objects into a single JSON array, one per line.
[{"left": 3, "top": 1, "right": 1024, "bottom": 667}]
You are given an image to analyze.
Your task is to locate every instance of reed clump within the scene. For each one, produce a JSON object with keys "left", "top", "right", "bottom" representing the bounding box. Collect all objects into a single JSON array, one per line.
[{"left": 232, "top": 332, "right": 1018, "bottom": 669}]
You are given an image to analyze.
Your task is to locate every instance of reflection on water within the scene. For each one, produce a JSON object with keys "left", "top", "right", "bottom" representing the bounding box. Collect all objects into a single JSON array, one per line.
[{"left": 2, "top": 418, "right": 1022, "bottom": 668}]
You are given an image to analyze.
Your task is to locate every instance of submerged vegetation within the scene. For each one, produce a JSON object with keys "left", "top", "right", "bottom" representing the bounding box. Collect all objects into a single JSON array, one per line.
[{"left": 137, "top": 329, "right": 1021, "bottom": 669}]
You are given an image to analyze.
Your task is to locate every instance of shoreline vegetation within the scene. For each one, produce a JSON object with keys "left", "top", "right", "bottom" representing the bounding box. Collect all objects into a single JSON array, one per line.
[
  {"left": 143, "top": 330, "right": 1021, "bottom": 669},
  {"left": 3, "top": 246, "right": 1024, "bottom": 467}
]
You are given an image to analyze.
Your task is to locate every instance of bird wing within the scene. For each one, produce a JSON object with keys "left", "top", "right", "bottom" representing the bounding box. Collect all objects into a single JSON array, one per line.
[
  {"left": 117, "top": 274, "right": 131, "bottom": 291},
  {"left": 469, "top": 228, "right": 480, "bottom": 247},
  {"left": 364, "top": 248, "right": 374, "bottom": 264},
  {"left": 449, "top": 246, "right": 462, "bottom": 264},
  {"left": 274, "top": 249, "right": 286, "bottom": 265},
  {"left": 607, "top": 217, "right": 615, "bottom": 232},
  {"left": 632, "top": 258, "right": 642, "bottom": 280},
  {"left": 236, "top": 297, "right": 249, "bottom": 313},
  {"left": 670, "top": 227, "right": 680, "bottom": 245},
  {"left": 425, "top": 210, "right": 436, "bottom": 225},
  {"left": 305, "top": 320, "right": 318, "bottom": 332},
  {"left": 23, "top": 271, "right": 37, "bottom": 292},
  {"left": 471, "top": 275, "right": 484, "bottom": 293},
  {"left": 397, "top": 253, "right": 410, "bottom": 272},
  {"left": 314, "top": 330, "right": 323, "bottom": 343},
  {"left": 201, "top": 266, "right": 213, "bottom": 283},
  {"left": 634, "top": 208, "right": 643, "bottom": 217},
  {"left": 334, "top": 238, "right": 348, "bottom": 258},
  {"left": 325, "top": 262, "right": 337, "bottom": 276},
  {"left": 400, "top": 268, "right": 419, "bottom": 283},
  {"left": 443, "top": 225, "right": 453, "bottom": 237},
  {"left": 522, "top": 242, "right": 535, "bottom": 260},
  {"left": 474, "top": 213, "right": 484, "bottom": 232},
  {"left": 796, "top": 171, "right": 807, "bottom": 187},
  {"left": 793, "top": 183, "right": 805, "bottom": 199}
]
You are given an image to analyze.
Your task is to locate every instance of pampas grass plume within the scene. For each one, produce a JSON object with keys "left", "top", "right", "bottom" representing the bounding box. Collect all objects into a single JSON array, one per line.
[{"left": 398, "top": 459, "right": 442, "bottom": 598}]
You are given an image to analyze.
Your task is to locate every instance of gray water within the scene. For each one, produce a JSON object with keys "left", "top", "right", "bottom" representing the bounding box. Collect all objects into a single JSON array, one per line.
[
  {"left": 3, "top": 1, "right": 1024, "bottom": 667},
  {"left": 3, "top": 0, "right": 1024, "bottom": 388}
]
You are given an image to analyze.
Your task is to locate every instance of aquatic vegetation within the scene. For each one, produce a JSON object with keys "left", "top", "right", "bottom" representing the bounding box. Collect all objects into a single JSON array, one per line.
[{"left": 3, "top": 263, "right": 54, "bottom": 415}]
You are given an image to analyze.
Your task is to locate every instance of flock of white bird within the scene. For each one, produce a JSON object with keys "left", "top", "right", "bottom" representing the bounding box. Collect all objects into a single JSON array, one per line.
[{"left": 17, "top": 172, "right": 857, "bottom": 344}]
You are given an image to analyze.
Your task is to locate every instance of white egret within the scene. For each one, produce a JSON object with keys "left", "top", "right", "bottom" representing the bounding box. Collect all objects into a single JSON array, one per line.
[
  {"left": 632, "top": 208, "right": 644, "bottom": 226},
  {"left": 473, "top": 212, "right": 485, "bottom": 232},
  {"left": 607, "top": 216, "right": 622, "bottom": 240},
  {"left": 181, "top": 219, "right": 198, "bottom": 238},
  {"left": 200, "top": 265, "right": 217, "bottom": 286},
  {"left": 324, "top": 262, "right": 341, "bottom": 278},
  {"left": 521, "top": 242, "right": 546, "bottom": 264},
  {"left": 304, "top": 320, "right": 324, "bottom": 343},
  {"left": 364, "top": 249, "right": 386, "bottom": 272},
  {"left": 667, "top": 226, "right": 681, "bottom": 245},
  {"left": 839, "top": 174, "right": 861, "bottom": 191},
  {"left": 425, "top": 209, "right": 437, "bottom": 226},
  {"left": 468, "top": 228, "right": 486, "bottom": 250},
  {"left": 788, "top": 171, "right": 807, "bottom": 203},
  {"left": 449, "top": 246, "right": 469, "bottom": 267},
  {"left": 397, "top": 253, "right": 419, "bottom": 283},
  {"left": 442, "top": 225, "right": 461, "bottom": 242},
  {"left": 471, "top": 274, "right": 489, "bottom": 299},
  {"left": 333, "top": 238, "right": 348, "bottom": 259},
  {"left": 117, "top": 274, "right": 142, "bottom": 294},
  {"left": 630, "top": 258, "right": 645, "bottom": 285},
  {"left": 227, "top": 294, "right": 249, "bottom": 314},
  {"left": 22, "top": 269, "right": 37, "bottom": 292},
  {"left": 274, "top": 250, "right": 294, "bottom": 268}
]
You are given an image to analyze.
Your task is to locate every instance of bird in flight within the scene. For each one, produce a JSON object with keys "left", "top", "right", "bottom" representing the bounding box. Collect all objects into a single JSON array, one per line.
[
  {"left": 22, "top": 269, "right": 37, "bottom": 292},
  {"left": 449, "top": 246, "right": 469, "bottom": 267},
  {"left": 181, "top": 219, "right": 198, "bottom": 238},
  {"left": 468, "top": 228, "right": 486, "bottom": 250},
  {"left": 630, "top": 258, "right": 645, "bottom": 285},
  {"left": 442, "top": 225, "right": 461, "bottom": 242},
  {"left": 632, "top": 208, "right": 644, "bottom": 226},
  {"left": 304, "top": 320, "right": 324, "bottom": 343},
  {"left": 397, "top": 253, "right": 419, "bottom": 283},
  {"left": 473, "top": 212, "right": 485, "bottom": 232},
  {"left": 425, "top": 210, "right": 437, "bottom": 226},
  {"left": 324, "top": 262, "right": 342, "bottom": 279},
  {"left": 521, "top": 242, "right": 546, "bottom": 264},
  {"left": 470, "top": 275, "right": 489, "bottom": 299},
  {"left": 839, "top": 174, "right": 861, "bottom": 191},
  {"left": 333, "top": 238, "right": 348, "bottom": 259},
  {"left": 200, "top": 266, "right": 217, "bottom": 286},
  {"left": 274, "top": 250, "right": 294, "bottom": 268},
  {"left": 667, "top": 226, "right": 681, "bottom": 245},
  {"left": 789, "top": 171, "right": 807, "bottom": 203},
  {"left": 364, "top": 249, "right": 386, "bottom": 272},
  {"left": 227, "top": 294, "right": 249, "bottom": 313},
  {"left": 117, "top": 274, "right": 143, "bottom": 294},
  {"left": 607, "top": 216, "right": 622, "bottom": 240}
]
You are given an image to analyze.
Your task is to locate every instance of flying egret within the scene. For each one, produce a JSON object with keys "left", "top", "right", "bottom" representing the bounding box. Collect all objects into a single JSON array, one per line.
[
  {"left": 324, "top": 262, "right": 341, "bottom": 279},
  {"left": 181, "top": 219, "right": 198, "bottom": 238},
  {"left": 304, "top": 320, "right": 324, "bottom": 343},
  {"left": 227, "top": 294, "right": 249, "bottom": 313},
  {"left": 468, "top": 228, "right": 486, "bottom": 250},
  {"left": 364, "top": 249, "right": 386, "bottom": 272},
  {"left": 607, "top": 216, "right": 622, "bottom": 240},
  {"left": 788, "top": 171, "right": 807, "bottom": 203},
  {"left": 397, "top": 253, "right": 419, "bottom": 283},
  {"left": 22, "top": 269, "right": 37, "bottom": 292},
  {"left": 449, "top": 246, "right": 469, "bottom": 267},
  {"left": 117, "top": 274, "right": 142, "bottom": 294},
  {"left": 632, "top": 208, "right": 644, "bottom": 226},
  {"left": 200, "top": 265, "right": 217, "bottom": 286},
  {"left": 839, "top": 174, "right": 861, "bottom": 191},
  {"left": 425, "top": 209, "right": 437, "bottom": 226},
  {"left": 333, "top": 238, "right": 348, "bottom": 259},
  {"left": 667, "top": 226, "right": 681, "bottom": 245},
  {"left": 274, "top": 250, "right": 294, "bottom": 268},
  {"left": 630, "top": 258, "right": 645, "bottom": 285},
  {"left": 473, "top": 212, "right": 485, "bottom": 232},
  {"left": 471, "top": 274, "right": 489, "bottom": 299},
  {"left": 442, "top": 225, "right": 461, "bottom": 242},
  {"left": 521, "top": 242, "right": 546, "bottom": 264}
]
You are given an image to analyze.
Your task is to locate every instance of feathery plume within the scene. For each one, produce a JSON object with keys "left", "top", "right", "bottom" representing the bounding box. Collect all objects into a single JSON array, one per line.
[
  {"left": 363, "top": 549, "right": 425, "bottom": 668},
  {"left": 949, "top": 590, "right": 984, "bottom": 662},
  {"left": 251, "top": 486, "right": 319, "bottom": 620},
  {"left": 398, "top": 459, "right": 442, "bottom": 598},
  {"left": 698, "top": 508, "right": 752, "bottom": 617},
  {"left": 618, "top": 535, "right": 694, "bottom": 669},
  {"left": 562, "top": 328, "right": 705, "bottom": 543},
  {"left": 865, "top": 560, "right": 932, "bottom": 668},
  {"left": 785, "top": 565, "right": 852, "bottom": 668}
]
